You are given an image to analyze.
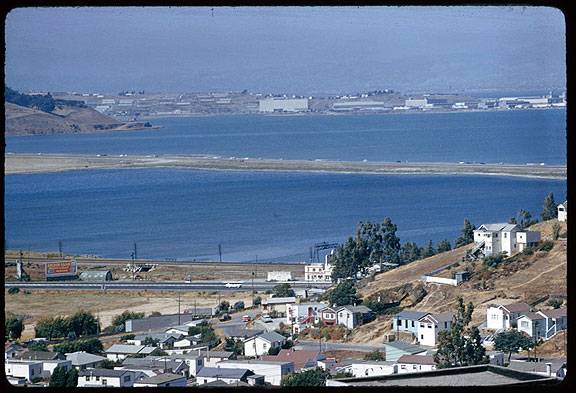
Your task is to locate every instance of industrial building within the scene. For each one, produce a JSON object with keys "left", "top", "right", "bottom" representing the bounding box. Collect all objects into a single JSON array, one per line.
[
  {"left": 79, "top": 270, "right": 113, "bottom": 281},
  {"left": 258, "top": 98, "right": 308, "bottom": 113}
]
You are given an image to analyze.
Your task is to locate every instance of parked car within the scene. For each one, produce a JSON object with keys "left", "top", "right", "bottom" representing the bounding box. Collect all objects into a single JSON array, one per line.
[
  {"left": 219, "top": 313, "right": 231, "bottom": 321},
  {"left": 242, "top": 315, "right": 252, "bottom": 322},
  {"left": 261, "top": 315, "right": 273, "bottom": 323}
]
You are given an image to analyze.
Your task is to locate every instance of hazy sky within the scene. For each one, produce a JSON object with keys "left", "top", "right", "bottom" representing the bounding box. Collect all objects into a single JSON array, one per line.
[{"left": 5, "top": 6, "right": 566, "bottom": 94}]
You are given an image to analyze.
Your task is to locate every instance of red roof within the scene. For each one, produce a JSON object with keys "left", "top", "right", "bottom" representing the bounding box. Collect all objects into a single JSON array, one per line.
[
  {"left": 397, "top": 355, "right": 436, "bottom": 366},
  {"left": 261, "top": 349, "right": 325, "bottom": 371}
]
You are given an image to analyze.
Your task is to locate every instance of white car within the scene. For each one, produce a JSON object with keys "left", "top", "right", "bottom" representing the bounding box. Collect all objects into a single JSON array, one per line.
[
  {"left": 260, "top": 315, "right": 273, "bottom": 323},
  {"left": 225, "top": 282, "right": 242, "bottom": 288}
]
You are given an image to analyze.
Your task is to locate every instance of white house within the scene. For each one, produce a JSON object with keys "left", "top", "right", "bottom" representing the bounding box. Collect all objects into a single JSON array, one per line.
[
  {"left": 161, "top": 353, "right": 205, "bottom": 376},
  {"left": 196, "top": 367, "right": 253, "bottom": 385},
  {"left": 216, "top": 359, "right": 294, "bottom": 386},
  {"left": 305, "top": 252, "right": 334, "bottom": 282},
  {"left": 197, "top": 350, "right": 234, "bottom": 368},
  {"left": 165, "top": 325, "right": 194, "bottom": 336},
  {"left": 65, "top": 351, "right": 107, "bottom": 370},
  {"left": 5, "top": 343, "right": 24, "bottom": 360},
  {"left": 133, "top": 373, "right": 188, "bottom": 387},
  {"left": 286, "top": 302, "right": 326, "bottom": 324},
  {"left": 517, "top": 308, "right": 567, "bottom": 341},
  {"left": 261, "top": 297, "right": 296, "bottom": 315},
  {"left": 336, "top": 305, "right": 374, "bottom": 329},
  {"left": 40, "top": 359, "right": 72, "bottom": 379},
  {"left": 105, "top": 344, "right": 157, "bottom": 361},
  {"left": 266, "top": 271, "right": 292, "bottom": 281},
  {"left": 473, "top": 223, "right": 540, "bottom": 257},
  {"left": 173, "top": 335, "right": 202, "bottom": 349},
  {"left": 128, "top": 333, "right": 183, "bottom": 349},
  {"left": 77, "top": 369, "right": 142, "bottom": 387},
  {"left": 342, "top": 360, "right": 397, "bottom": 378},
  {"left": 558, "top": 202, "right": 567, "bottom": 222},
  {"left": 396, "top": 355, "right": 437, "bottom": 373},
  {"left": 5, "top": 360, "right": 43, "bottom": 382},
  {"left": 416, "top": 312, "right": 454, "bottom": 347},
  {"left": 486, "top": 303, "right": 532, "bottom": 330},
  {"left": 393, "top": 310, "right": 429, "bottom": 336},
  {"left": 243, "top": 331, "right": 286, "bottom": 357}
]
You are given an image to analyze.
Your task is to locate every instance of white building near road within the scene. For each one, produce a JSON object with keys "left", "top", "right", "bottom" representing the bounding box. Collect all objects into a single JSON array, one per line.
[
  {"left": 5, "top": 360, "right": 43, "bottom": 382},
  {"left": 486, "top": 303, "right": 532, "bottom": 331},
  {"left": 266, "top": 271, "right": 293, "bottom": 281},
  {"left": 396, "top": 355, "right": 437, "bottom": 373},
  {"left": 473, "top": 223, "right": 541, "bottom": 257},
  {"left": 258, "top": 98, "right": 308, "bottom": 113},
  {"left": 305, "top": 253, "right": 334, "bottom": 282},
  {"left": 416, "top": 312, "right": 454, "bottom": 347},
  {"left": 216, "top": 359, "right": 294, "bottom": 386},
  {"left": 243, "top": 331, "right": 286, "bottom": 357},
  {"left": 344, "top": 360, "right": 397, "bottom": 377},
  {"left": 558, "top": 202, "right": 567, "bottom": 222}
]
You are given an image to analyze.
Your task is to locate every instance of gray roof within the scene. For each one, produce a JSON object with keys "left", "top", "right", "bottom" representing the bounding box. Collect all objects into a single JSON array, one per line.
[
  {"left": 250, "top": 331, "right": 286, "bottom": 344},
  {"left": 122, "top": 357, "right": 186, "bottom": 370},
  {"left": 508, "top": 360, "right": 565, "bottom": 374},
  {"left": 196, "top": 367, "right": 252, "bottom": 379},
  {"left": 66, "top": 351, "right": 107, "bottom": 366},
  {"left": 106, "top": 344, "right": 155, "bottom": 354},
  {"left": 339, "top": 305, "right": 373, "bottom": 314},
  {"left": 219, "top": 359, "right": 293, "bottom": 366},
  {"left": 79, "top": 369, "right": 132, "bottom": 377},
  {"left": 519, "top": 312, "right": 546, "bottom": 321},
  {"left": 395, "top": 310, "right": 430, "bottom": 320},
  {"left": 135, "top": 373, "right": 186, "bottom": 384},
  {"left": 203, "top": 351, "right": 234, "bottom": 359},
  {"left": 420, "top": 312, "right": 454, "bottom": 323},
  {"left": 134, "top": 333, "right": 182, "bottom": 342},
  {"left": 261, "top": 297, "right": 296, "bottom": 305},
  {"left": 222, "top": 327, "right": 264, "bottom": 339},
  {"left": 384, "top": 341, "right": 427, "bottom": 353},
  {"left": 199, "top": 380, "right": 250, "bottom": 387},
  {"left": 477, "top": 223, "right": 518, "bottom": 232},
  {"left": 18, "top": 351, "right": 64, "bottom": 361}
]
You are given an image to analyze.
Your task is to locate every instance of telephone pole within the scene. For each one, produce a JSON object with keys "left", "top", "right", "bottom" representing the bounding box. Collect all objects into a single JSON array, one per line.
[
  {"left": 218, "top": 244, "right": 222, "bottom": 263},
  {"left": 178, "top": 292, "right": 181, "bottom": 325}
]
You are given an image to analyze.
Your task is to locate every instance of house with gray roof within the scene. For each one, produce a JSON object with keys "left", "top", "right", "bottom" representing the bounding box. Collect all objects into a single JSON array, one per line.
[
  {"left": 133, "top": 373, "right": 187, "bottom": 387},
  {"left": 417, "top": 312, "right": 454, "bottom": 347},
  {"left": 473, "top": 223, "right": 540, "bottom": 258},
  {"left": 486, "top": 302, "right": 532, "bottom": 330},
  {"left": 128, "top": 332, "right": 183, "bottom": 348},
  {"left": 196, "top": 367, "right": 254, "bottom": 385},
  {"left": 383, "top": 341, "right": 428, "bottom": 362},
  {"left": 517, "top": 308, "right": 567, "bottom": 341},
  {"left": 120, "top": 357, "right": 189, "bottom": 377},
  {"left": 243, "top": 331, "right": 287, "bottom": 357},
  {"left": 105, "top": 344, "right": 157, "bottom": 361},
  {"left": 336, "top": 305, "right": 375, "bottom": 329},
  {"left": 65, "top": 351, "right": 107, "bottom": 370},
  {"left": 216, "top": 359, "right": 294, "bottom": 386},
  {"left": 77, "top": 369, "right": 144, "bottom": 387},
  {"left": 393, "top": 310, "right": 430, "bottom": 335},
  {"left": 17, "top": 351, "right": 65, "bottom": 361}
]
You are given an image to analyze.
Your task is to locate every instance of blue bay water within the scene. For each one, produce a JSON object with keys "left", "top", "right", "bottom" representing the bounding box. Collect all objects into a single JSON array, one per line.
[
  {"left": 5, "top": 109, "right": 566, "bottom": 164},
  {"left": 4, "top": 169, "right": 566, "bottom": 262}
]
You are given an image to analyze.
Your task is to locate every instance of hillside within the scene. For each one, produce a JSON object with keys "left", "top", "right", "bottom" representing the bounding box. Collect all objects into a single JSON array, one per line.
[
  {"left": 5, "top": 102, "right": 156, "bottom": 136},
  {"left": 350, "top": 219, "right": 567, "bottom": 346}
]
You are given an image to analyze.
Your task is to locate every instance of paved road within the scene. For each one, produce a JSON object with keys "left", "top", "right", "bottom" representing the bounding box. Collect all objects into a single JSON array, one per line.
[
  {"left": 4, "top": 280, "right": 332, "bottom": 292},
  {"left": 294, "top": 340, "right": 387, "bottom": 353}
]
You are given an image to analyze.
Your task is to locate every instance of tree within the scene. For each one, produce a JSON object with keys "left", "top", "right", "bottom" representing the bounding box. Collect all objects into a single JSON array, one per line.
[
  {"left": 35, "top": 316, "right": 70, "bottom": 340},
  {"left": 5, "top": 314, "right": 24, "bottom": 340},
  {"left": 547, "top": 299, "right": 563, "bottom": 309},
  {"left": 68, "top": 310, "right": 99, "bottom": 337},
  {"left": 53, "top": 338, "right": 103, "bottom": 354},
  {"left": 28, "top": 341, "right": 48, "bottom": 352},
  {"left": 120, "top": 334, "right": 135, "bottom": 342},
  {"left": 494, "top": 330, "right": 535, "bottom": 362},
  {"left": 423, "top": 240, "right": 436, "bottom": 258},
  {"left": 437, "top": 239, "right": 452, "bottom": 253},
  {"left": 111, "top": 311, "right": 145, "bottom": 330},
  {"left": 273, "top": 283, "right": 295, "bottom": 298},
  {"left": 434, "top": 298, "right": 487, "bottom": 368},
  {"left": 400, "top": 241, "right": 421, "bottom": 263},
  {"left": 483, "top": 253, "right": 505, "bottom": 267},
  {"left": 327, "top": 280, "right": 360, "bottom": 307},
  {"left": 364, "top": 350, "right": 385, "bottom": 361},
  {"left": 8, "top": 287, "right": 20, "bottom": 295},
  {"left": 224, "top": 337, "right": 243, "bottom": 359},
  {"left": 143, "top": 337, "right": 160, "bottom": 347},
  {"left": 49, "top": 366, "right": 67, "bottom": 387},
  {"left": 65, "top": 368, "right": 79, "bottom": 387},
  {"left": 541, "top": 192, "right": 557, "bottom": 221},
  {"left": 233, "top": 301, "right": 245, "bottom": 311},
  {"left": 268, "top": 346, "right": 281, "bottom": 355},
  {"left": 218, "top": 300, "right": 230, "bottom": 313},
  {"left": 253, "top": 296, "right": 262, "bottom": 307},
  {"left": 455, "top": 219, "right": 476, "bottom": 247},
  {"left": 281, "top": 368, "right": 329, "bottom": 386}
]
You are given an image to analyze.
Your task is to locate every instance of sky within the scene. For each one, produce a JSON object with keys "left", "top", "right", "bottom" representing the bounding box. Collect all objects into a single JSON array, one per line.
[{"left": 5, "top": 6, "right": 566, "bottom": 95}]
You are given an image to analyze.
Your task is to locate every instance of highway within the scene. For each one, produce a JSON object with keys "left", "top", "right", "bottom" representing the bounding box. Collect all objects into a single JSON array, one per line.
[{"left": 3, "top": 280, "right": 332, "bottom": 292}]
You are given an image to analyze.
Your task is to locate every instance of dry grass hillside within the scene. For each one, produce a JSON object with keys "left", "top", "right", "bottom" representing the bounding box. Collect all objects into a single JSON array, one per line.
[{"left": 351, "top": 219, "right": 567, "bottom": 345}]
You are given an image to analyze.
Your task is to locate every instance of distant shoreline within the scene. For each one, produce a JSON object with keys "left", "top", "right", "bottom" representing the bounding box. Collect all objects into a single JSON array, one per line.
[{"left": 4, "top": 153, "right": 567, "bottom": 179}]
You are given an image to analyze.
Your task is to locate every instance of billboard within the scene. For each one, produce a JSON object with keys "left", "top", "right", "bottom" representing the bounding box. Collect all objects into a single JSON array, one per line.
[{"left": 46, "top": 260, "right": 77, "bottom": 279}]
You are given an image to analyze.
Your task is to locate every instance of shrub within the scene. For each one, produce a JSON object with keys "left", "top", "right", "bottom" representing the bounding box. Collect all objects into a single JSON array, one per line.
[
  {"left": 547, "top": 299, "right": 563, "bottom": 309},
  {"left": 8, "top": 287, "right": 20, "bottom": 295},
  {"left": 539, "top": 240, "right": 554, "bottom": 252},
  {"left": 120, "top": 334, "right": 135, "bottom": 341}
]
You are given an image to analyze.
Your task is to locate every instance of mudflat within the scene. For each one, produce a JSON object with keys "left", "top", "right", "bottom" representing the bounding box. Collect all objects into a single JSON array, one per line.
[{"left": 4, "top": 153, "right": 566, "bottom": 179}]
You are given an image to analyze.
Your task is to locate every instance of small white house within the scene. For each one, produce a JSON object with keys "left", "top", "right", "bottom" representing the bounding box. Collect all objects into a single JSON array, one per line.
[
  {"left": 558, "top": 202, "right": 567, "bottom": 222},
  {"left": 216, "top": 359, "right": 294, "bottom": 386},
  {"left": 196, "top": 367, "right": 253, "bottom": 385},
  {"left": 286, "top": 302, "right": 325, "bottom": 324},
  {"left": 77, "top": 369, "right": 142, "bottom": 387},
  {"left": 173, "top": 335, "right": 202, "bottom": 349},
  {"left": 345, "top": 360, "right": 397, "bottom": 377},
  {"left": 396, "top": 355, "right": 437, "bottom": 373},
  {"left": 133, "top": 373, "right": 187, "bottom": 387},
  {"left": 243, "top": 331, "right": 286, "bottom": 357},
  {"left": 336, "top": 305, "right": 374, "bottom": 329},
  {"left": 266, "top": 271, "right": 293, "bottom": 281},
  {"left": 40, "top": 359, "right": 72, "bottom": 379},
  {"left": 517, "top": 308, "right": 567, "bottom": 340},
  {"left": 105, "top": 344, "right": 157, "bottom": 361},
  {"left": 486, "top": 303, "right": 531, "bottom": 330},
  {"left": 416, "top": 312, "right": 454, "bottom": 347},
  {"left": 5, "top": 343, "right": 24, "bottom": 360},
  {"left": 5, "top": 360, "right": 43, "bottom": 382},
  {"left": 198, "top": 350, "right": 234, "bottom": 368},
  {"left": 261, "top": 297, "right": 296, "bottom": 315},
  {"left": 473, "top": 223, "right": 540, "bottom": 257}
]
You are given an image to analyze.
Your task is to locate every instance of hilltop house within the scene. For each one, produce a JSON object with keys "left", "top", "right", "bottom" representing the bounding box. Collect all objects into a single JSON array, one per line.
[
  {"left": 517, "top": 308, "right": 567, "bottom": 341},
  {"left": 472, "top": 223, "right": 541, "bottom": 258},
  {"left": 486, "top": 303, "right": 532, "bottom": 331},
  {"left": 319, "top": 307, "right": 338, "bottom": 326},
  {"left": 558, "top": 201, "right": 567, "bottom": 222},
  {"left": 416, "top": 312, "right": 454, "bottom": 347},
  {"left": 337, "top": 305, "right": 374, "bottom": 329},
  {"left": 393, "top": 310, "right": 430, "bottom": 336},
  {"left": 286, "top": 302, "right": 325, "bottom": 324},
  {"left": 243, "top": 331, "right": 286, "bottom": 357}
]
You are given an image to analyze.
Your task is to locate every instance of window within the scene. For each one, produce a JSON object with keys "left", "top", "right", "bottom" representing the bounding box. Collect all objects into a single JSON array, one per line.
[
  {"left": 420, "top": 323, "right": 425, "bottom": 328},
  {"left": 96, "top": 376, "right": 100, "bottom": 381},
  {"left": 504, "top": 233, "right": 507, "bottom": 238},
  {"left": 444, "top": 322, "right": 448, "bottom": 328},
  {"left": 401, "top": 365, "right": 406, "bottom": 370},
  {"left": 494, "top": 233, "right": 498, "bottom": 238},
  {"left": 413, "top": 365, "right": 417, "bottom": 370},
  {"left": 421, "top": 334, "right": 424, "bottom": 339},
  {"left": 521, "top": 321, "right": 529, "bottom": 328},
  {"left": 124, "top": 376, "right": 130, "bottom": 382},
  {"left": 411, "top": 321, "right": 415, "bottom": 328},
  {"left": 428, "top": 324, "right": 432, "bottom": 328}
]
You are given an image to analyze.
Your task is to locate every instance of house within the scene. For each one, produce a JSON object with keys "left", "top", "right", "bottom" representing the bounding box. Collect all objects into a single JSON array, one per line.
[
  {"left": 246, "top": 374, "right": 266, "bottom": 386},
  {"left": 199, "top": 350, "right": 234, "bottom": 368},
  {"left": 216, "top": 359, "right": 294, "bottom": 386},
  {"left": 65, "top": 351, "right": 107, "bottom": 370},
  {"left": 304, "top": 253, "right": 334, "bottom": 282},
  {"left": 472, "top": 223, "right": 540, "bottom": 257},
  {"left": 557, "top": 201, "right": 567, "bottom": 222},
  {"left": 417, "top": 312, "right": 454, "bottom": 346},
  {"left": 261, "top": 296, "right": 296, "bottom": 315},
  {"left": 393, "top": 310, "right": 429, "bottom": 336},
  {"left": 158, "top": 353, "right": 205, "bottom": 376},
  {"left": 128, "top": 332, "right": 183, "bottom": 348},
  {"left": 486, "top": 303, "right": 532, "bottom": 330},
  {"left": 286, "top": 302, "right": 325, "bottom": 324},
  {"left": 173, "top": 334, "right": 202, "bottom": 349},
  {"left": 243, "top": 331, "right": 286, "bottom": 357},
  {"left": 120, "top": 357, "right": 190, "bottom": 377},
  {"left": 338, "top": 360, "right": 397, "bottom": 377},
  {"left": 133, "top": 373, "right": 188, "bottom": 387},
  {"left": 517, "top": 308, "right": 567, "bottom": 340},
  {"left": 383, "top": 341, "right": 428, "bottom": 362},
  {"left": 196, "top": 367, "right": 254, "bottom": 385},
  {"left": 105, "top": 344, "right": 157, "bottom": 361},
  {"left": 165, "top": 324, "right": 196, "bottom": 336},
  {"left": 5, "top": 343, "right": 25, "bottom": 360},
  {"left": 396, "top": 355, "right": 437, "bottom": 373},
  {"left": 39, "top": 359, "right": 73, "bottom": 379},
  {"left": 261, "top": 349, "right": 326, "bottom": 372},
  {"left": 77, "top": 369, "right": 142, "bottom": 387},
  {"left": 319, "top": 307, "right": 338, "bottom": 326},
  {"left": 222, "top": 327, "right": 264, "bottom": 342},
  {"left": 17, "top": 351, "right": 65, "bottom": 361},
  {"left": 5, "top": 359, "right": 43, "bottom": 382},
  {"left": 336, "top": 305, "right": 374, "bottom": 329}
]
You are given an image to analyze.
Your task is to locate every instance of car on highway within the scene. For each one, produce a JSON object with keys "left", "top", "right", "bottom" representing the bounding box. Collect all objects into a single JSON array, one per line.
[
  {"left": 260, "top": 314, "right": 273, "bottom": 323},
  {"left": 224, "top": 282, "right": 243, "bottom": 288},
  {"left": 242, "top": 315, "right": 252, "bottom": 322}
]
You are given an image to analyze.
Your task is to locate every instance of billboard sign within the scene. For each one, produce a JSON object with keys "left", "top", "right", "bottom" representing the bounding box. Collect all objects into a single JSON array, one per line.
[{"left": 46, "top": 260, "right": 77, "bottom": 279}]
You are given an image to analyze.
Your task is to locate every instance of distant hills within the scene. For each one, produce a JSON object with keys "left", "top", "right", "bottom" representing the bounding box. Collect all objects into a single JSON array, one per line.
[{"left": 5, "top": 87, "right": 155, "bottom": 136}]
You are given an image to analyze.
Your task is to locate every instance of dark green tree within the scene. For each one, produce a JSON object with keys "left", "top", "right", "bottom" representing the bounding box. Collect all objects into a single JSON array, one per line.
[
  {"left": 218, "top": 301, "right": 230, "bottom": 313},
  {"left": 281, "top": 368, "right": 329, "bottom": 386},
  {"left": 53, "top": 338, "right": 103, "bottom": 354},
  {"left": 143, "top": 337, "right": 160, "bottom": 347},
  {"left": 65, "top": 368, "right": 79, "bottom": 387},
  {"left": 68, "top": 310, "right": 99, "bottom": 337},
  {"left": 494, "top": 330, "right": 535, "bottom": 362},
  {"left": 364, "top": 350, "right": 385, "bottom": 360},
  {"left": 111, "top": 311, "right": 145, "bottom": 331},
  {"left": 49, "top": 366, "right": 67, "bottom": 387},
  {"left": 423, "top": 240, "right": 436, "bottom": 258},
  {"left": 224, "top": 337, "right": 243, "bottom": 359},
  {"left": 253, "top": 296, "right": 262, "bottom": 307},
  {"left": 233, "top": 301, "right": 245, "bottom": 311},
  {"left": 5, "top": 314, "right": 24, "bottom": 340},
  {"left": 541, "top": 192, "right": 557, "bottom": 221},
  {"left": 434, "top": 298, "right": 487, "bottom": 368},
  {"left": 400, "top": 241, "right": 421, "bottom": 263},
  {"left": 455, "top": 219, "right": 476, "bottom": 247},
  {"left": 27, "top": 341, "right": 48, "bottom": 352},
  {"left": 327, "top": 280, "right": 360, "bottom": 307},
  {"left": 437, "top": 239, "right": 452, "bottom": 253},
  {"left": 268, "top": 346, "right": 281, "bottom": 355},
  {"left": 273, "top": 283, "right": 295, "bottom": 297}
]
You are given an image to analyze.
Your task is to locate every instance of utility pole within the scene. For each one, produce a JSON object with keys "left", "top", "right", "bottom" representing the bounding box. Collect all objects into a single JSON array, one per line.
[
  {"left": 194, "top": 299, "right": 197, "bottom": 318},
  {"left": 218, "top": 244, "right": 222, "bottom": 263},
  {"left": 58, "top": 240, "right": 63, "bottom": 258},
  {"left": 178, "top": 292, "right": 181, "bottom": 325},
  {"left": 251, "top": 270, "right": 255, "bottom": 307}
]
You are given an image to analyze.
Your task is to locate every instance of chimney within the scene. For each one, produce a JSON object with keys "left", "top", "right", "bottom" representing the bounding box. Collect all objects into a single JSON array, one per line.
[{"left": 546, "top": 363, "right": 552, "bottom": 377}]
